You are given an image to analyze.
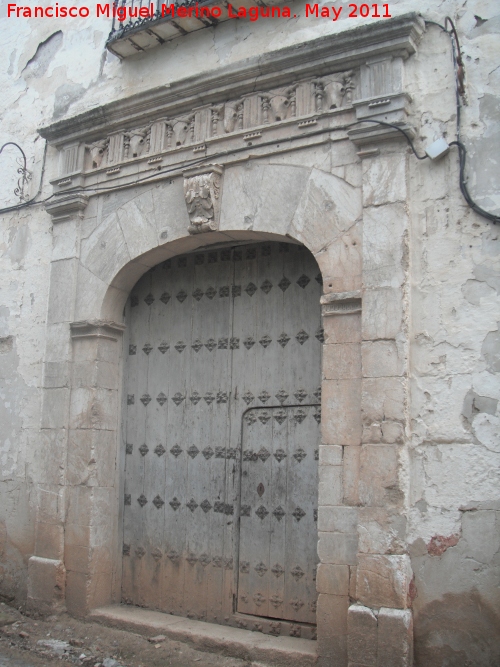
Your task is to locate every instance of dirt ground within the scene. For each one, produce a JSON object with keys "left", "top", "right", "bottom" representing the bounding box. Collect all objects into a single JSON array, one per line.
[{"left": 0, "top": 603, "right": 256, "bottom": 667}]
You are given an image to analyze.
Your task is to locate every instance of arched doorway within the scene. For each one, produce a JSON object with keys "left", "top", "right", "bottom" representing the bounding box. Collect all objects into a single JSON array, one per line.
[{"left": 121, "top": 240, "right": 322, "bottom": 638}]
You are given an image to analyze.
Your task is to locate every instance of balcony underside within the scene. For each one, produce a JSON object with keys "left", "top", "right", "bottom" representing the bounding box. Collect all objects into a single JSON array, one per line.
[{"left": 106, "top": 0, "right": 286, "bottom": 58}]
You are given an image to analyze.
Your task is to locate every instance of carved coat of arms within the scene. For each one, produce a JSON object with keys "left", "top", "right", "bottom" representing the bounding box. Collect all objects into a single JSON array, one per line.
[{"left": 183, "top": 164, "right": 224, "bottom": 234}]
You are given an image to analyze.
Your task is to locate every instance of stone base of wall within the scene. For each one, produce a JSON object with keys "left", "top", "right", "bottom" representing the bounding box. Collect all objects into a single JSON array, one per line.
[
  {"left": 27, "top": 556, "right": 66, "bottom": 615},
  {"left": 348, "top": 604, "right": 413, "bottom": 667}
]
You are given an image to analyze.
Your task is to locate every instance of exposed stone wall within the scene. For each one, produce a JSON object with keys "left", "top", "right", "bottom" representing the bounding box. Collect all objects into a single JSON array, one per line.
[{"left": 0, "top": 1, "right": 499, "bottom": 665}]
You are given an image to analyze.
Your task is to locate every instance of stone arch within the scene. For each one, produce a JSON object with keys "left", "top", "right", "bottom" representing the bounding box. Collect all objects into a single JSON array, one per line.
[{"left": 71, "top": 162, "right": 361, "bottom": 324}]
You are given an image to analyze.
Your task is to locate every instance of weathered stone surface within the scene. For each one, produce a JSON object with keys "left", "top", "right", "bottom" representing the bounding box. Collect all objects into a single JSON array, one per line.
[
  {"left": 319, "top": 445, "right": 343, "bottom": 466},
  {"left": 362, "top": 204, "right": 408, "bottom": 289},
  {"left": 322, "top": 379, "right": 362, "bottom": 446},
  {"left": 324, "top": 343, "right": 362, "bottom": 380},
  {"left": 376, "top": 608, "right": 413, "bottom": 667},
  {"left": 318, "top": 506, "right": 358, "bottom": 534},
  {"left": 358, "top": 507, "right": 407, "bottom": 555},
  {"left": 317, "top": 564, "right": 350, "bottom": 596},
  {"left": 319, "top": 465, "right": 343, "bottom": 506},
  {"left": 362, "top": 288, "right": 404, "bottom": 341},
  {"left": 317, "top": 594, "right": 348, "bottom": 663},
  {"left": 347, "top": 604, "right": 378, "bottom": 666},
  {"left": 361, "top": 340, "right": 405, "bottom": 378},
  {"left": 362, "top": 377, "right": 406, "bottom": 444},
  {"left": 359, "top": 445, "right": 404, "bottom": 508},
  {"left": 318, "top": 532, "right": 358, "bottom": 566},
  {"left": 343, "top": 445, "right": 361, "bottom": 506},
  {"left": 362, "top": 154, "right": 406, "bottom": 206},
  {"left": 356, "top": 554, "right": 412, "bottom": 609},
  {"left": 324, "top": 313, "right": 362, "bottom": 345},
  {"left": 289, "top": 168, "right": 362, "bottom": 255},
  {"left": 27, "top": 556, "right": 65, "bottom": 612}
]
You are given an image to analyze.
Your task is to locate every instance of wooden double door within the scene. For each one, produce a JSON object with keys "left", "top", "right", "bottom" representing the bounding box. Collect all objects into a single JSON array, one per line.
[{"left": 122, "top": 241, "right": 322, "bottom": 638}]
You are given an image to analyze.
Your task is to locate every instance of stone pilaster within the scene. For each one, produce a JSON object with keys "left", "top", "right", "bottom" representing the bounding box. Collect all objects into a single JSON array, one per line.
[{"left": 64, "top": 320, "right": 125, "bottom": 615}]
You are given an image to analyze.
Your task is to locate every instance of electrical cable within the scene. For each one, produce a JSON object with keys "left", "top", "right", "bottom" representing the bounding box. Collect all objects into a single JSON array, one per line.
[
  {"left": 0, "top": 118, "right": 427, "bottom": 212},
  {"left": 425, "top": 16, "right": 499, "bottom": 224}
]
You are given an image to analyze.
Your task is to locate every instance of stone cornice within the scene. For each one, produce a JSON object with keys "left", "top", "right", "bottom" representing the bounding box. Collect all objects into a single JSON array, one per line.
[{"left": 39, "top": 13, "right": 424, "bottom": 147}]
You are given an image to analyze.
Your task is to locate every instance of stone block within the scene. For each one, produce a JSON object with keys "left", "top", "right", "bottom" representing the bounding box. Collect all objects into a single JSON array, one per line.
[
  {"left": 317, "top": 564, "right": 350, "bottom": 596},
  {"left": 315, "top": 221, "right": 362, "bottom": 293},
  {"left": 362, "top": 377, "right": 405, "bottom": 425},
  {"left": 290, "top": 167, "right": 362, "bottom": 255},
  {"left": 318, "top": 532, "right": 358, "bottom": 565},
  {"left": 376, "top": 608, "right": 413, "bottom": 667},
  {"left": 43, "top": 361, "right": 70, "bottom": 389},
  {"left": 343, "top": 446, "right": 361, "bottom": 505},
  {"left": 356, "top": 555, "right": 412, "bottom": 609},
  {"left": 317, "top": 594, "right": 349, "bottom": 663},
  {"left": 90, "top": 487, "right": 118, "bottom": 547},
  {"left": 318, "top": 506, "right": 358, "bottom": 534},
  {"left": 358, "top": 507, "right": 406, "bottom": 554},
  {"left": 65, "top": 544, "right": 90, "bottom": 574},
  {"left": 72, "top": 358, "right": 119, "bottom": 391},
  {"left": 47, "top": 258, "right": 78, "bottom": 325},
  {"left": 362, "top": 288, "right": 403, "bottom": 341},
  {"left": 65, "top": 523, "right": 90, "bottom": 548},
  {"left": 361, "top": 341, "right": 405, "bottom": 378},
  {"left": 322, "top": 379, "right": 362, "bottom": 446},
  {"left": 27, "top": 556, "right": 66, "bottom": 612},
  {"left": 69, "top": 387, "right": 118, "bottom": 431},
  {"left": 347, "top": 604, "right": 378, "bottom": 666},
  {"left": 319, "top": 445, "right": 343, "bottom": 466},
  {"left": 65, "top": 570, "right": 89, "bottom": 616},
  {"left": 319, "top": 465, "right": 343, "bottom": 506},
  {"left": 80, "top": 214, "right": 132, "bottom": 285},
  {"left": 359, "top": 445, "right": 403, "bottom": 508},
  {"left": 51, "top": 218, "right": 79, "bottom": 261},
  {"left": 67, "top": 430, "right": 117, "bottom": 488},
  {"left": 362, "top": 154, "right": 406, "bottom": 206},
  {"left": 66, "top": 486, "right": 93, "bottom": 527},
  {"left": 41, "top": 388, "right": 71, "bottom": 430},
  {"left": 35, "top": 430, "right": 67, "bottom": 485},
  {"left": 35, "top": 522, "right": 64, "bottom": 561},
  {"left": 324, "top": 313, "right": 362, "bottom": 345},
  {"left": 362, "top": 204, "right": 408, "bottom": 288},
  {"left": 74, "top": 264, "right": 112, "bottom": 323},
  {"left": 116, "top": 194, "right": 159, "bottom": 260},
  {"left": 45, "top": 323, "right": 72, "bottom": 364},
  {"left": 36, "top": 484, "right": 66, "bottom": 524},
  {"left": 324, "top": 343, "right": 362, "bottom": 380}
]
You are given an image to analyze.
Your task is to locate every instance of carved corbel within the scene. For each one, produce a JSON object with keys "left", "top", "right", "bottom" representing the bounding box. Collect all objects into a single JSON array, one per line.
[
  {"left": 44, "top": 192, "right": 89, "bottom": 224},
  {"left": 183, "top": 164, "right": 224, "bottom": 235},
  {"left": 70, "top": 319, "right": 126, "bottom": 341}
]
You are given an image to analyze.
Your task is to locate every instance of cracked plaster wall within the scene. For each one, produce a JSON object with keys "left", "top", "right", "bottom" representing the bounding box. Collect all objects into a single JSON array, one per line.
[{"left": 0, "top": 0, "right": 499, "bottom": 663}]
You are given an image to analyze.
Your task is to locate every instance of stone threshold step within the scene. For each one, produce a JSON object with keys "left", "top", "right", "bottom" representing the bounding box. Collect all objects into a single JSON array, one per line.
[{"left": 89, "top": 605, "right": 318, "bottom": 667}]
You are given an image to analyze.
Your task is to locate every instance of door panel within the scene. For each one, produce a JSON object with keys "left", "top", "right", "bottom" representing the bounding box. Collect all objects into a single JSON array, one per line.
[
  {"left": 237, "top": 406, "right": 319, "bottom": 623},
  {"left": 122, "top": 242, "right": 322, "bottom": 632}
]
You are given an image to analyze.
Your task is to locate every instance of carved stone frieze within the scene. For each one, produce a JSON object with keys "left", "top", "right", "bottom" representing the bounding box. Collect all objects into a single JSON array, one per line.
[
  {"left": 72, "top": 70, "right": 357, "bottom": 178},
  {"left": 183, "top": 164, "right": 224, "bottom": 234}
]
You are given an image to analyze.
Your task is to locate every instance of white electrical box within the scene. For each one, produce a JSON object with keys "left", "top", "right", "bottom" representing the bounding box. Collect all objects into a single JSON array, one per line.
[{"left": 425, "top": 137, "right": 450, "bottom": 160}]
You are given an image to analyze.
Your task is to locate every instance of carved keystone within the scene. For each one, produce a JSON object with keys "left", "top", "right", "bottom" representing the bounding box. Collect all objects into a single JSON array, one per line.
[{"left": 183, "top": 164, "right": 224, "bottom": 235}]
